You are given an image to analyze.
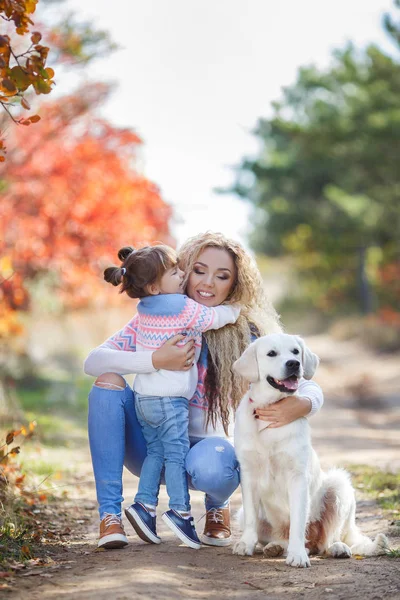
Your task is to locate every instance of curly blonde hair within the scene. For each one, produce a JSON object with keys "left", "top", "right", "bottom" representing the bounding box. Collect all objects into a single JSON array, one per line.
[{"left": 178, "top": 232, "right": 282, "bottom": 434}]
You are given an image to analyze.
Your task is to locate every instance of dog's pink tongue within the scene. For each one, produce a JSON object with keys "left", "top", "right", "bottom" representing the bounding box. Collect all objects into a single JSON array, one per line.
[{"left": 282, "top": 378, "right": 299, "bottom": 390}]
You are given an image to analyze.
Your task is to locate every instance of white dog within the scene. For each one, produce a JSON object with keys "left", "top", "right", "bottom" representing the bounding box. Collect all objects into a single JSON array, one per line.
[{"left": 232, "top": 333, "right": 388, "bottom": 568}]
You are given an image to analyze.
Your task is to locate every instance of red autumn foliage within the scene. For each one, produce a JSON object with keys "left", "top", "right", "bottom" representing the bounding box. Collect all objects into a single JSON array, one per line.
[{"left": 0, "top": 84, "right": 174, "bottom": 337}]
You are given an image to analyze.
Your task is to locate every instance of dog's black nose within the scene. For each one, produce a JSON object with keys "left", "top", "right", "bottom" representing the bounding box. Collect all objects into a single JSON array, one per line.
[{"left": 286, "top": 360, "right": 300, "bottom": 370}]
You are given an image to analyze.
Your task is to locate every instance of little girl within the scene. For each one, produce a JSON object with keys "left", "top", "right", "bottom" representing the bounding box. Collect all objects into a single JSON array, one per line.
[{"left": 104, "top": 244, "right": 240, "bottom": 550}]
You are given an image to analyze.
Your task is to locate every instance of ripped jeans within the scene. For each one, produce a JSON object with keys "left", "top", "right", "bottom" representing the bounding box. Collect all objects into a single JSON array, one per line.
[{"left": 88, "top": 382, "right": 240, "bottom": 519}]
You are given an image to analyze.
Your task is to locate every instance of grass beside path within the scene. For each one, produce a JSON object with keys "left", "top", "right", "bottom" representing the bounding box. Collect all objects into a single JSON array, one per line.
[{"left": 1, "top": 375, "right": 92, "bottom": 573}]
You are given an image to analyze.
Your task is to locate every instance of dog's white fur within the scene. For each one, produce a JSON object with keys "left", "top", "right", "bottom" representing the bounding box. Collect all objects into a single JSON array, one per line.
[{"left": 232, "top": 333, "right": 388, "bottom": 567}]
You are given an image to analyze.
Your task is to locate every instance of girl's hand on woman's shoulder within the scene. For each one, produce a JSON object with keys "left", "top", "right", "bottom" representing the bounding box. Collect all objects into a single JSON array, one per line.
[{"left": 152, "top": 335, "right": 195, "bottom": 371}]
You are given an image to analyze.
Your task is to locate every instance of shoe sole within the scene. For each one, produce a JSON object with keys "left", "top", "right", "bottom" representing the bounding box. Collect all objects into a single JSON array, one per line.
[
  {"left": 162, "top": 513, "right": 201, "bottom": 550},
  {"left": 98, "top": 533, "right": 128, "bottom": 549},
  {"left": 201, "top": 534, "right": 232, "bottom": 547},
  {"left": 125, "top": 507, "right": 161, "bottom": 544}
]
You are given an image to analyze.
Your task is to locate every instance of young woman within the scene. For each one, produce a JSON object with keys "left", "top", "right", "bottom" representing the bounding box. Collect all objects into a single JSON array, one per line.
[
  {"left": 102, "top": 243, "right": 240, "bottom": 550},
  {"left": 84, "top": 232, "right": 324, "bottom": 549}
]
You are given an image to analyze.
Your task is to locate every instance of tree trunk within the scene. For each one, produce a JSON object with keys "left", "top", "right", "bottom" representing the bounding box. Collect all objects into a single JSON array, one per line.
[{"left": 358, "top": 246, "right": 373, "bottom": 314}]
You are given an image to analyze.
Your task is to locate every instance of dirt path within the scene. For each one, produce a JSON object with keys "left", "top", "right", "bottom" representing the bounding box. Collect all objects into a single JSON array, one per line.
[{"left": 7, "top": 335, "right": 400, "bottom": 599}]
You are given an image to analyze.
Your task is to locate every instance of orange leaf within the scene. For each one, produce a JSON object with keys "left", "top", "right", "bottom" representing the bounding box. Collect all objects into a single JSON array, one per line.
[
  {"left": 1, "top": 78, "right": 17, "bottom": 93},
  {"left": 31, "top": 32, "right": 42, "bottom": 44},
  {"left": 28, "top": 115, "right": 41, "bottom": 123},
  {"left": 21, "top": 546, "right": 31, "bottom": 558},
  {"left": 21, "top": 98, "right": 31, "bottom": 110},
  {"left": 45, "top": 68, "right": 54, "bottom": 79},
  {"left": 5, "top": 432, "right": 14, "bottom": 445},
  {"left": 10, "top": 446, "right": 20, "bottom": 454}
]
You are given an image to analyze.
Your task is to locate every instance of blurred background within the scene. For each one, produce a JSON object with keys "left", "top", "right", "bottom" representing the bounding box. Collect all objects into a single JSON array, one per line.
[
  {"left": 0, "top": 0, "right": 399, "bottom": 479},
  {"left": 0, "top": 0, "right": 399, "bottom": 579}
]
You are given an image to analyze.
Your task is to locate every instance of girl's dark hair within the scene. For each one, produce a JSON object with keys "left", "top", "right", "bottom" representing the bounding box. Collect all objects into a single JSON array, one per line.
[{"left": 104, "top": 245, "right": 178, "bottom": 298}]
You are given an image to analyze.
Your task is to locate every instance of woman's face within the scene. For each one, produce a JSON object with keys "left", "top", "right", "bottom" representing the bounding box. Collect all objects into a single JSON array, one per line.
[{"left": 186, "top": 247, "right": 237, "bottom": 307}]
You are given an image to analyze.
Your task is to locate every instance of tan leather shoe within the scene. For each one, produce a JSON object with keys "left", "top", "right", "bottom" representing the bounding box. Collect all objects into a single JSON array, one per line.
[
  {"left": 201, "top": 507, "right": 232, "bottom": 546},
  {"left": 98, "top": 513, "right": 128, "bottom": 549}
]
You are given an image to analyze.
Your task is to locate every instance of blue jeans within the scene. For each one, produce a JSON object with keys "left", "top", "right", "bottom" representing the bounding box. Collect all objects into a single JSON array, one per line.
[
  {"left": 134, "top": 394, "right": 190, "bottom": 512},
  {"left": 88, "top": 381, "right": 240, "bottom": 519}
]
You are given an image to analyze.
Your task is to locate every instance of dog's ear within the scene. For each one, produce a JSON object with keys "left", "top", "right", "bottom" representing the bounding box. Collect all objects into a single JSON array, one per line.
[
  {"left": 233, "top": 341, "right": 259, "bottom": 382},
  {"left": 295, "top": 336, "right": 319, "bottom": 380}
]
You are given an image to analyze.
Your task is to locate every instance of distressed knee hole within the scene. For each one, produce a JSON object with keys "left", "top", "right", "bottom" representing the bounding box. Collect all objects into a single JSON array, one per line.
[{"left": 94, "top": 382, "right": 125, "bottom": 391}]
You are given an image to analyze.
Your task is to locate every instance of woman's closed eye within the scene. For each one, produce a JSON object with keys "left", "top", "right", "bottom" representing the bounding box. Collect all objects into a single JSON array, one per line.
[{"left": 193, "top": 268, "right": 229, "bottom": 281}]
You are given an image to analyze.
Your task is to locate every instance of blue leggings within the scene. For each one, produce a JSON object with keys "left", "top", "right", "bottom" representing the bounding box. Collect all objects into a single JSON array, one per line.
[{"left": 88, "top": 382, "right": 240, "bottom": 519}]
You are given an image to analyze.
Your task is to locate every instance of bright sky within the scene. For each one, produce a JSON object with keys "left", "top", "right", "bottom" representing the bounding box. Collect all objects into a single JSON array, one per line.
[{"left": 66, "top": 0, "right": 392, "bottom": 248}]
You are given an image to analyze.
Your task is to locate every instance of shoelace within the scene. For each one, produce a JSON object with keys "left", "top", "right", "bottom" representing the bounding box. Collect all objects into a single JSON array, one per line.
[
  {"left": 103, "top": 513, "right": 122, "bottom": 527},
  {"left": 198, "top": 508, "right": 224, "bottom": 524},
  {"left": 207, "top": 508, "right": 224, "bottom": 524}
]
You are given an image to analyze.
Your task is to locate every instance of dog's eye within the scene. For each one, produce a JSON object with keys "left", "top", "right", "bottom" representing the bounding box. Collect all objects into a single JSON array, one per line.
[
  {"left": 267, "top": 350, "right": 277, "bottom": 357},
  {"left": 292, "top": 349, "right": 299, "bottom": 355}
]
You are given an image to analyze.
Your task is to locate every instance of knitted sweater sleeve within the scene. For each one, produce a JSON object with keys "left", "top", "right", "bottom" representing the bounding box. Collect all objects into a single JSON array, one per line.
[
  {"left": 184, "top": 298, "right": 240, "bottom": 331},
  {"left": 83, "top": 314, "right": 157, "bottom": 377},
  {"left": 298, "top": 379, "right": 324, "bottom": 417}
]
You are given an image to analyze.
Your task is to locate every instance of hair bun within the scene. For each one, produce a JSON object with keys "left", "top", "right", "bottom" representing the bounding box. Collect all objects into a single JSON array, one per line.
[
  {"left": 104, "top": 266, "right": 122, "bottom": 286},
  {"left": 118, "top": 246, "right": 135, "bottom": 262}
]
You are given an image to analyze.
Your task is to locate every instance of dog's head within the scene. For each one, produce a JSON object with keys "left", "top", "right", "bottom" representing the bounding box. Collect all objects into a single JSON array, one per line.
[{"left": 233, "top": 333, "right": 319, "bottom": 395}]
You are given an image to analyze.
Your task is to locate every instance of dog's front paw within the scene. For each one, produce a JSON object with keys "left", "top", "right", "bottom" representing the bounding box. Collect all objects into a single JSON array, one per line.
[
  {"left": 232, "top": 533, "right": 257, "bottom": 556},
  {"left": 286, "top": 547, "right": 310, "bottom": 568}
]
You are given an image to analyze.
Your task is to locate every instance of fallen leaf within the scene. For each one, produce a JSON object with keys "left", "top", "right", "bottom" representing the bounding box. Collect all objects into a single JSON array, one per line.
[{"left": 243, "top": 581, "right": 264, "bottom": 590}]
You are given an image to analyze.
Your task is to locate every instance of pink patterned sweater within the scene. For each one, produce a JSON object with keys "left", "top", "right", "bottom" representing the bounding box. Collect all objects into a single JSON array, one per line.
[{"left": 109, "top": 293, "right": 240, "bottom": 401}]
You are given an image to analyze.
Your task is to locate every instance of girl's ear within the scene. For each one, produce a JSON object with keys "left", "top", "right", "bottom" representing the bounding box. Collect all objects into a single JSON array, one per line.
[{"left": 147, "top": 283, "right": 160, "bottom": 296}]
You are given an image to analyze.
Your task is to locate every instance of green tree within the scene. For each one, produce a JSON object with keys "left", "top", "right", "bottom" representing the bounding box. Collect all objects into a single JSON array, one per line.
[{"left": 233, "top": 2, "right": 400, "bottom": 314}]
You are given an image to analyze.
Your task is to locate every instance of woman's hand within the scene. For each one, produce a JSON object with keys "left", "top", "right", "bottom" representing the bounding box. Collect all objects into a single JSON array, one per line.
[
  {"left": 255, "top": 396, "right": 312, "bottom": 428},
  {"left": 152, "top": 335, "right": 195, "bottom": 371}
]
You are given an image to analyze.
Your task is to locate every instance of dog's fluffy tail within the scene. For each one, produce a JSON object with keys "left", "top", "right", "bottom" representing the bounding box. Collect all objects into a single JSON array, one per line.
[{"left": 342, "top": 501, "right": 389, "bottom": 556}]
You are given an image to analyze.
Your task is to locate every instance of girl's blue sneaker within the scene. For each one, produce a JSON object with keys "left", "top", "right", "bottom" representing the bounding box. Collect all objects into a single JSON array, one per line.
[
  {"left": 125, "top": 502, "right": 161, "bottom": 544},
  {"left": 162, "top": 509, "right": 202, "bottom": 550}
]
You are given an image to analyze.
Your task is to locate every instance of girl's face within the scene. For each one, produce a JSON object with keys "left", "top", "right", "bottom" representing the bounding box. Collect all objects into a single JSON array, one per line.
[
  {"left": 186, "top": 247, "right": 237, "bottom": 307},
  {"left": 158, "top": 265, "right": 185, "bottom": 295}
]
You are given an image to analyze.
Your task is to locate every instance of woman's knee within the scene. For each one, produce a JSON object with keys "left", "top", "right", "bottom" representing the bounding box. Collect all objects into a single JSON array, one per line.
[
  {"left": 94, "top": 373, "right": 126, "bottom": 389},
  {"left": 186, "top": 438, "right": 239, "bottom": 488}
]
